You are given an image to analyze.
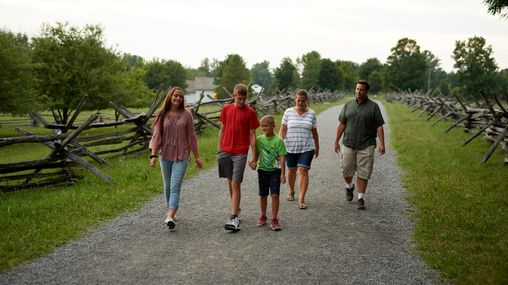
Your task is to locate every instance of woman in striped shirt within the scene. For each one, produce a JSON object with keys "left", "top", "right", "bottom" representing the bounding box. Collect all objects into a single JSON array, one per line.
[{"left": 279, "top": 89, "right": 319, "bottom": 209}]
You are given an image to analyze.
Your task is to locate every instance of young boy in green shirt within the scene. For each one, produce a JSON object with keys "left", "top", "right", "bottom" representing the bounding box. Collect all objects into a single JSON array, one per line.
[{"left": 250, "top": 115, "right": 287, "bottom": 231}]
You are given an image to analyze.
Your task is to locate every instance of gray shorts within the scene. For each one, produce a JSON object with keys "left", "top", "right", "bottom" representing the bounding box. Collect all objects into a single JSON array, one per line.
[{"left": 218, "top": 151, "right": 248, "bottom": 182}]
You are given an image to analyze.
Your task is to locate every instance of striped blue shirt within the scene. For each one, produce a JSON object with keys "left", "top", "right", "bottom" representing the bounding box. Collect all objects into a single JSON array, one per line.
[{"left": 281, "top": 107, "right": 317, "bottom": 153}]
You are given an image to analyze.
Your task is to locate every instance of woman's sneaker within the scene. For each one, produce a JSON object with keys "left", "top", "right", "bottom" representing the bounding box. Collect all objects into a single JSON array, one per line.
[
  {"left": 225, "top": 216, "right": 240, "bottom": 232},
  {"left": 165, "top": 216, "right": 176, "bottom": 229},
  {"left": 270, "top": 218, "right": 281, "bottom": 231}
]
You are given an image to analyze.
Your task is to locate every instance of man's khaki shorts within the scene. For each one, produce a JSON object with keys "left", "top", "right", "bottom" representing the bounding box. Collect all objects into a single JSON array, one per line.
[{"left": 340, "top": 145, "right": 375, "bottom": 180}]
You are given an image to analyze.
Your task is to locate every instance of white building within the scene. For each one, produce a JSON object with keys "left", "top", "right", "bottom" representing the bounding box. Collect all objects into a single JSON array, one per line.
[{"left": 185, "top": 76, "right": 216, "bottom": 104}]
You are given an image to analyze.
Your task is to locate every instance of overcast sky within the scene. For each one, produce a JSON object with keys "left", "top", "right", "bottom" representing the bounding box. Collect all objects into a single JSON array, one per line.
[{"left": 1, "top": 0, "right": 507, "bottom": 72}]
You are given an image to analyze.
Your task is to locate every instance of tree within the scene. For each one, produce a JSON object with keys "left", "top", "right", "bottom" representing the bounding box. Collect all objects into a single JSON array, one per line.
[
  {"left": 143, "top": 59, "right": 187, "bottom": 90},
  {"left": 358, "top": 58, "right": 383, "bottom": 81},
  {"left": 337, "top": 60, "right": 359, "bottom": 90},
  {"left": 31, "top": 23, "right": 123, "bottom": 124},
  {"left": 452, "top": 36, "right": 498, "bottom": 97},
  {"left": 273, "top": 58, "right": 299, "bottom": 92},
  {"left": 0, "top": 29, "right": 38, "bottom": 115},
  {"left": 368, "top": 71, "right": 384, "bottom": 93},
  {"left": 120, "top": 53, "right": 145, "bottom": 71},
  {"left": 250, "top": 61, "right": 273, "bottom": 89},
  {"left": 317, "top": 59, "right": 342, "bottom": 91},
  {"left": 214, "top": 54, "right": 251, "bottom": 99},
  {"left": 384, "top": 38, "right": 427, "bottom": 91},
  {"left": 498, "top": 69, "right": 508, "bottom": 93},
  {"left": 299, "top": 51, "right": 321, "bottom": 90},
  {"left": 483, "top": 0, "right": 508, "bottom": 18}
]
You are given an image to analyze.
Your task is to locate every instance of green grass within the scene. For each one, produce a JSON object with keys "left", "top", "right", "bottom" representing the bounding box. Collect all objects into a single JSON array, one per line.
[
  {"left": 0, "top": 99, "right": 345, "bottom": 271},
  {"left": 384, "top": 100, "right": 508, "bottom": 285}
]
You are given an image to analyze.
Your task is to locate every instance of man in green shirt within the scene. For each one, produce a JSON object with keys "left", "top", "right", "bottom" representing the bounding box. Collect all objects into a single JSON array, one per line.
[{"left": 334, "top": 80, "right": 385, "bottom": 210}]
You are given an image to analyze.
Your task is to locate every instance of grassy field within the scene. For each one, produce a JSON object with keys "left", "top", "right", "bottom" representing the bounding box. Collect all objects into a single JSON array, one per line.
[
  {"left": 0, "top": 99, "right": 342, "bottom": 271},
  {"left": 383, "top": 100, "right": 508, "bottom": 285}
]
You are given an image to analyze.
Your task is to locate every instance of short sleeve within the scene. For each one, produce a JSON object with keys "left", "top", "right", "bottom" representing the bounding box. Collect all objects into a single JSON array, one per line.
[
  {"left": 312, "top": 112, "right": 317, "bottom": 129},
  {"left": 250, "top": 110, "right": 260, "bottom": 130},
  {"left": 278, "top": 138, "right": 287, "bottom": 156},
  {"left": 281, "top": 109, "right": 289, "bottom": 126},
  {"left": 339, "top": 104, "right": 346, "bottom": 123}
]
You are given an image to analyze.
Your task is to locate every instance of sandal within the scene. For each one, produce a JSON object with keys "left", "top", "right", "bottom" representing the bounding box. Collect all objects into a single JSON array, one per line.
[
  {"left": 287, "top": 192, "right": 295, "bottom": 201},
  {"left": 299, "top": 203, "right": 308, "bottom": 209}
]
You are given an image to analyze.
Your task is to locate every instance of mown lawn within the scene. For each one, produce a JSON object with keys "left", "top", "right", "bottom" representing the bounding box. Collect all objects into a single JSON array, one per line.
[
  {"left": 0, "top": 99, "right": 343, "bottom": 271},
  {"left": 384, "top": 100, "right": 508, "bottom": 285}
]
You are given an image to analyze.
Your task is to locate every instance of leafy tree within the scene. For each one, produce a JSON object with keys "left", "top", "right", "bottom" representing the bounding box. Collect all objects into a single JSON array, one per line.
[
  {"left": 368, "top": 71, "right": 384, "bottom": 94},
  {"left": 317, "top": 59, "right": 342, "bottom": 91},
  {"left": 483, "top": 0, "right": 508, "bottom": 18},
  {"left": 250, "top": 61, "right": 273, "bottom": 90},
  {"left": 337, "top": 60, "right": 359, "bottom": 90},
  {"left": 384, "top": 38, "right": 427, "bottom": 91},
  {"left": 31, "top": 23, "right": 123, "bottom": 124},
  {"left": 273, "top": 57, "right": 299, "bottom": 92},
  {"left": 214, "top": 54, "right": 251, "bottom": 98},
  {"left": 143, "top": 59, "right": 187, "bottom": 90},
  {"left": 0, "top": 29, "right": 38, "bottom": 115},
  {"left": 358, "top": 58, "right": 383, "bottom": 81},
  {"left": 114, "top": 67, "right": 153, "bottom": 108},
  {"left": 120, "top": 53, "right": 145, "bottom": 71},
  {"left": 498, "top": 69, "right": 508, "bottom": 93},
  {"left": 452, "top": 36, "right": 498, "bottom": 97},
  {"left": 299, "top": 51, "right": 321, "bottom": 90}
]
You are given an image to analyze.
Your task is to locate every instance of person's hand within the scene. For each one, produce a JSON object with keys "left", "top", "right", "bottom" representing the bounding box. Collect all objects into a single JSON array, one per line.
[
  {"left": 314, "top": 147, "right": 319, "bottom": 158},
  {"left": 378, "top": 144, "right": 385, "bottom": 155},
  {"left": 248, "top": 160, "right": 257, "bottom": 170},
  {"left": 334, "top": 141, "right": 340, "bottom": 153},
  {"left": 150, "top": 157, "right": 157, "bottom": 167},
  {"left": 280, "top": 174, "right": 286, "bottom": 184},
  {"left": 195, "top": 158, "right": 204, "bottom": 169}
]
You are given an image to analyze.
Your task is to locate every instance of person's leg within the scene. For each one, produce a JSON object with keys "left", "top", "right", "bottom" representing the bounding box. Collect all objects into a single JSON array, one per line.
[
  {"left": 168, "top": 159, "right": 189, "bottom": 218},
  {"left": 230, "top": 155, "right": 247, "bottom": 216},
  {"left": 231, "top": 180, "right": 241, "bottom": 215},
  {"left": 271, "top": 194, "right": 279, "bottom": 218},
  {"left": 159, "top": 158, "right": 173, "bottom": 217},
  {"left": 285, "top": 153, "right": 297, "bottom": 200},
  {"left": 270, "top": 169, "right": 281, "bottom": 219},
  {"left": 228, "top": 179, "right": 233, "bottom": 199},
  {"left": 287, "top": 168, "right": 297, "bottom": 196},
  {"left": 340, "top": 145, "right": 357, "bottom": 201},
  {"left": 297, "top": 167, "right": 309, "bottom": 206},
  {"left": 356, "top": 145, "right": 375, "bottom": 210},
  {"left": 258, "top": 170, "right": 269, "bottom": 219}
]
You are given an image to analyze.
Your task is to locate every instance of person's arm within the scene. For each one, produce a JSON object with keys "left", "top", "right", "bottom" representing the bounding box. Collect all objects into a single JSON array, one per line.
[
  {"left": 279, "top": 124, "right": 287, "bottom": 139},
  {"left": 312, "top": 128, "right": 319, "bottom": 158},
  {"left": 187, "top": 111, "right": 203, "bottom": 168},
  {"left": 376, "top": 125, "right": 385, "bottom": 155},
  {"left": 279, "top": 155, "right": 286, "bottom": 184},
  {"left": 334, "top": 122, "right": 346, "bottom": 153},
  {"left": 249, "top": 129, "right": 257, "bottom": 168},
  {"left": 218, "top": 124, "right": 224, "bottom": 153},
  {"left": 149, "top": 147, "right": 159, "bottom": 167}
]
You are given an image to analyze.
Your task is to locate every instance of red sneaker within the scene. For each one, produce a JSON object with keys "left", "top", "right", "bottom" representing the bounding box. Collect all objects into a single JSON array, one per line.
[
  {"left": 256, "top": 215, "right": 267, "bottom": 227},
  {"left": 270, "top": 218, "right": 281, "bottom": 231}
]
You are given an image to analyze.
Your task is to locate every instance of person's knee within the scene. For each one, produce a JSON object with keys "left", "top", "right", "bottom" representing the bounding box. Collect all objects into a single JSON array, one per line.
[{"left": 297, "top": 167, "right": 309, "bottom": 176}]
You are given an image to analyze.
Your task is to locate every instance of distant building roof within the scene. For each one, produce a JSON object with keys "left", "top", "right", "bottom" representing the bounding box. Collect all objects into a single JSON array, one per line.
[{"left": 186, "top": 76, "right": 216, "bottom": 93}]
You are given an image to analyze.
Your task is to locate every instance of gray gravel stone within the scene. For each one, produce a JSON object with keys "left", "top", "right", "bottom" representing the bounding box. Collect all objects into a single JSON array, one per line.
[{"left": 0, "top": 102, "right": 441, "bottom": 284}]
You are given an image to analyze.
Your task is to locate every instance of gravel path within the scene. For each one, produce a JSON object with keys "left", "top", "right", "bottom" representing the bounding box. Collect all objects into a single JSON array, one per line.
[{"left": 1, "top": 102, "right": 440, "bottom": 284}]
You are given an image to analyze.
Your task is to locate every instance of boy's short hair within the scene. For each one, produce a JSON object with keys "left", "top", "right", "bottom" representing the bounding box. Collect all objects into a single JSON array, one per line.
[
  {"left": 260, "top": 115, "right": 275, "bottom": 125},
  {"left": 234, "top": 84, "right": 248, "bottom": 97}
]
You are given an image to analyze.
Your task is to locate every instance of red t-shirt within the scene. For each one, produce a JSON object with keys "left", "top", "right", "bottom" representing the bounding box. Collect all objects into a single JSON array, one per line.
[{"left": 220, "top": 103, "right": 260, "bottom": 155}]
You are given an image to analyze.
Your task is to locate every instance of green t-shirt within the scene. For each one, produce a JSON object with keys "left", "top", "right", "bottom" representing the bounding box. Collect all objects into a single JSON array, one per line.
[
  {"left": 256, "top": 134, "right": 287, "bottom": 171},
  {"left": 338, "top": 98, "right": 385, "bottom": 150}
]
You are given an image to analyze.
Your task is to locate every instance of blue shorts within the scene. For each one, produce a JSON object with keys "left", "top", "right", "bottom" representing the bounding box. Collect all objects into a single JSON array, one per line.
[
  {"left": 257, "top": 169, "right": 281, "bottom": 196},
  {"left": 286, "top": 150, "right": 315, "bottom": 170}
]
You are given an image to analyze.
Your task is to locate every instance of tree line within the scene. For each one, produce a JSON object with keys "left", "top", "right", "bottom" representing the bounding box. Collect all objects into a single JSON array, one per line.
[{"left": 1, "top": 22, "right": 507, "bottom": 121}]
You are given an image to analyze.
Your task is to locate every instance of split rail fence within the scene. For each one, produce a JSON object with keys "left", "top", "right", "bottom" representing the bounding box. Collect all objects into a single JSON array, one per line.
[
  {"left": 384, "top": 91, "right": 508, "bottom": 164},
  {"left": 1, "top": 89, "right": 343, "bottom": 191}
]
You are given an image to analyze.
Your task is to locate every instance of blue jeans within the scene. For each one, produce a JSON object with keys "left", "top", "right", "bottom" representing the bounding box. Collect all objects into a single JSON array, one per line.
[{"left": 159, "top": 157, "right": 189, "bottom": 209}]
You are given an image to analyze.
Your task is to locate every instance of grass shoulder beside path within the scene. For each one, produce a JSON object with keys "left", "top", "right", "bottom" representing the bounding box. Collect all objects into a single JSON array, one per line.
[
  {"left": 383, "top": 100, "right": 508, "bottom": 285},
  {"left": 0, "top": 100, "right": 344, "bottom": 272}
]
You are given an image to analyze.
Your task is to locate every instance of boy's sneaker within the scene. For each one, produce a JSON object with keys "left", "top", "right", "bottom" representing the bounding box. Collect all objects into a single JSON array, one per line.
[
  {"left": 256, "top": 215, "right": 267, "bottom": 227},
  {"left": 346, "top": 184, "right": 355, "bottom": 201},
  {"left": 270, "top": 218, "right": 281, "bottom": 231},
  {"left": 164, "top": 216, "right": 176, "bottom": 229},
  {"left": 357, "top": 198, "right": 366, "bottom": 210},
  {"left": 225, "top": 216, "right": 240, "bottom": 232}
]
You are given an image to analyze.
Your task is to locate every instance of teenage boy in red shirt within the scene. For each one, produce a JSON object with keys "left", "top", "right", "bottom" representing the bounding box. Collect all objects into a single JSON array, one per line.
[{"left": 218, "top": 83, "right": 260, "bottom": 232}]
